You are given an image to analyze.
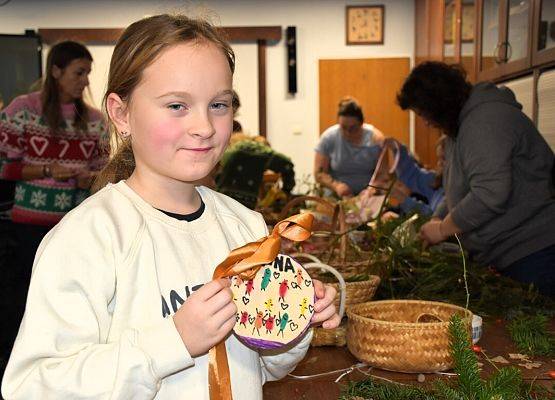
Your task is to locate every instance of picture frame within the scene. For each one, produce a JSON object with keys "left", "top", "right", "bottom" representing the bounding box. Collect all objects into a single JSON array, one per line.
[{"left": 346, "top": 5, "right": 384, "bottom": 45}]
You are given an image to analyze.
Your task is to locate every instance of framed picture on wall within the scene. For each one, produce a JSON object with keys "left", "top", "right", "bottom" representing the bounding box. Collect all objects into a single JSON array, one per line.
[{"left": 346, "top": 5, "right": 384, "bottom": 45}]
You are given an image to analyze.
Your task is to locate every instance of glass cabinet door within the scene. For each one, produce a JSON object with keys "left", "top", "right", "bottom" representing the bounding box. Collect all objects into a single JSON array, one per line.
[
  {"left": 461, "top": 0, "right": 476, "bottom": 80},
  {"left": 444, "top": 0, "right": 457, "bottom": 64},
  {"left": 506, "top": 0, "right": 531, "bottom": 62},
  {"left": 538, "top": 0, "right": 555, "bottom": 52},
  {"left": 480, "top": 0, "right": 502, "bottom": 73}
]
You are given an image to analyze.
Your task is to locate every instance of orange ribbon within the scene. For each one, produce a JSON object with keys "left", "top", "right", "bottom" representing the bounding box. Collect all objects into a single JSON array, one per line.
[{"left": 208, "top": 213, "right": 314, "bottom": 400}]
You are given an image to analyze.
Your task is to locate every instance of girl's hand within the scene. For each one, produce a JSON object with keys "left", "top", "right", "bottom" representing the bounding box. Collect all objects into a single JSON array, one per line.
[
  {"left": 173, "top": 278, "right": 237, "bottom": 357},
  {"left": 311, "top": 279, "right": 341, "bottom": 329}
]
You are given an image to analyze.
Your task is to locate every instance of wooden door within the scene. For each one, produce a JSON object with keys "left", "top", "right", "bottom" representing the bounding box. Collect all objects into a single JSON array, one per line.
[{"left": 318, "top": 58, "right": 410, "bottom": 145}]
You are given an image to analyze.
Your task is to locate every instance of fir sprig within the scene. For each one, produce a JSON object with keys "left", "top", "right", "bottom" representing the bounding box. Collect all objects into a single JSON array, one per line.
[{"left": 507, "top": 314, "right": 555, "bottom": 357}]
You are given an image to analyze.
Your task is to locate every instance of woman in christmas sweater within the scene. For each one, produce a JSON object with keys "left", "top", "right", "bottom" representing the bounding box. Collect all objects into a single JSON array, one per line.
[{"left": 0, "top": 41, "right": 108, "bottom": 367}]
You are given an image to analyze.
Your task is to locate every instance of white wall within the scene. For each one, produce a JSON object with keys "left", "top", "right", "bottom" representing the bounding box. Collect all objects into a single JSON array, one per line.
[{"left": 0, "top": 0, "right": 415, "bottom": 189}]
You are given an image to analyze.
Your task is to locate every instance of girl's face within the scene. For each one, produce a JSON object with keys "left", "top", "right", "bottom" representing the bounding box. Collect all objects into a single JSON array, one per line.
[
  {"left": 126, "top": 42, "right": 233, "bottom": 185},
  {"left": 54, "top": 58, "right": 91, "bottom": 102}
]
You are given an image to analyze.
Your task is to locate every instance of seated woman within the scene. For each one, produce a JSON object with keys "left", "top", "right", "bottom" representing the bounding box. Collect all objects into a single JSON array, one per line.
[
  {"left": 398, "top": 61, "right": 555, "bottom": 296},
  {"left": 314, "top": 97, "right": 384, "bottom": 198},
  {"left": 387, "top": 136, "right": 446, "bottom": 216}
]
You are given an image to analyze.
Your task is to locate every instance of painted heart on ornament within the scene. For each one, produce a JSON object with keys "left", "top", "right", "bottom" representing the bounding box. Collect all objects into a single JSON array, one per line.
[
  {"left": 308, "top": 305, "right": 314, "bottom": 313},
  {"left": 79, "top": 141, "right": 95, "bottom": 158},
  {"left": 235, "top": 314, "right": 240, "bottom": 322},
  {"left": 280, "top": 302, "right": 289, "bottom": 310},
  {"left": 304, "top": 279, "right": 312, "bottom": 287},
  {"left": 289, "top": 322, "right": 299, "bottom": 331},
  {"left": 29, "top": 136, "right": 49, "bottom": 156},
  {"left": 248, "top": 316, "right": 255, "bottom": 324},
  {"left": 242, "top": 296, "right": 250, "bottom": 305},
  {"left": 273, "top": 271, "right": 280, "bottom": 279}
]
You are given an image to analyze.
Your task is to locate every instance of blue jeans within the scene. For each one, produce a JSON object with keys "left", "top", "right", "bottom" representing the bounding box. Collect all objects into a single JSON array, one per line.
[{"left": 501, "top": 244, "right": 555, "bottom": 297}]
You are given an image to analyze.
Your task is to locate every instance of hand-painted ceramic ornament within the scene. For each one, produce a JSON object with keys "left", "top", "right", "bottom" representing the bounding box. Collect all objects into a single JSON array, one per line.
[{"left": 231, "top": 254, "right": 315, "bottom": 349}]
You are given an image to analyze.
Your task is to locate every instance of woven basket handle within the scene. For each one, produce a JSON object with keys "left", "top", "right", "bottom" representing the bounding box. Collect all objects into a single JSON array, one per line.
[
  {"left": 303, "top": 262, "right": 346, "bottom": 319},
  {"left": 290, "top": 252, "right": 322, "bottom": 264}
]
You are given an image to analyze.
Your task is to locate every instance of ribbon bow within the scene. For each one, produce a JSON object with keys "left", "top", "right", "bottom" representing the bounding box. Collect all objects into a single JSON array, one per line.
[{"left": 208, "top": 213, "right": 313, "bottom": 400}]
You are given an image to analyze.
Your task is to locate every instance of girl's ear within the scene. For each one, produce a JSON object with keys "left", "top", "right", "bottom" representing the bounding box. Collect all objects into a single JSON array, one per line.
[
  {"left": 106, "top": 93, "right": 130, "bottom": 135},
  {"left": 52, "top": 65, "right": 62, "bottom": 79}
]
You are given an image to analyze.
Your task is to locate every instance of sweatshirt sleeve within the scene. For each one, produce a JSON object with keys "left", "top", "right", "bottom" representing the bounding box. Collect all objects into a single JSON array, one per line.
[
  {"left": 1, "top": 213, "right": 194, "bottom": 400},
  {"left": 259, "top": 329, "right": 313, "bottom": 383},
  {"left": 450, "top": 122, "right": 514, "bottom": 232}
]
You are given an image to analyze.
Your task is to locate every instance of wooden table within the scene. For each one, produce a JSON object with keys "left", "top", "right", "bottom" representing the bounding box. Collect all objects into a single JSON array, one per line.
[{"left": 263, "top": 320, "right": 555, "bottom": 399}]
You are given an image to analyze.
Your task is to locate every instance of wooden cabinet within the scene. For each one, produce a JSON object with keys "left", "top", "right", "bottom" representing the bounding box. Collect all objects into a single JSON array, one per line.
[
  {"left": 476, "top": 0, "right": 555, "bottom": 81},
  {"left": 532, "top": 0, "right": 555, "bottom": 67},
  {"left": 476, "top": 0, "right": 533, "bottom": 80},
  {"left": 443, "top": 0, "right": 477, "bottom": 81}
]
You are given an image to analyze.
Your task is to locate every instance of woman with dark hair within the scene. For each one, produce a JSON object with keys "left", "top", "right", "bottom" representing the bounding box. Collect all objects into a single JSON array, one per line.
[
  {"left": 0, "top": 41, "right": 108, "bottom": 364},
  {"left": 397, "top": 61, "right": 555, "bottom": 296},
  {"left": 314, "top": 97, "right": 385, "bottom": 197}
]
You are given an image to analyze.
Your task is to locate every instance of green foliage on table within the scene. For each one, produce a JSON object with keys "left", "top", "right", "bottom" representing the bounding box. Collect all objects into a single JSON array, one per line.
[{"left": 507, "top": 314, "right": 555, "bottom": 357}]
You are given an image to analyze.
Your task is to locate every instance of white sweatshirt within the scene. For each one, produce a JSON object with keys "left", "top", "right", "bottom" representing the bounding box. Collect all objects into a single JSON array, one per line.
[{"left": 1, "top": 181, "right": 312, "bottom": 399}]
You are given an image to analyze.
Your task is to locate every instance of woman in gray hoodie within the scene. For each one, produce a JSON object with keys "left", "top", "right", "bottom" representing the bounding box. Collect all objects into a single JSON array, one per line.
[{"left": 397, "top": 62, "right": 555, "bottom": 297}]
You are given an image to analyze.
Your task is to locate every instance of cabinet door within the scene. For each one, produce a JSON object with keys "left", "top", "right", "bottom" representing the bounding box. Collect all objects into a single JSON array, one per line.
[
  {"left": 532, "top": 0, "right": 555, "bottom": 66},
  {"left": 503, "top": 0, "right": 533, "bottom": 74},
  {"left": 477, "top": 0, "right": 533, "bottom": 80},
  {"left": 477, "top": 0, "right": 504, "bottom": 79},
  {"left": 461, "top": 0, "right": 477, "bottom": 81},
  {"left": 444, "top": 0, "right": 458, "bottom": 64}
]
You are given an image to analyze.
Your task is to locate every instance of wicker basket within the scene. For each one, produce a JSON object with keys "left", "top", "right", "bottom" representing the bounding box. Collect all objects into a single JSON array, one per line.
[
  {"left": 311, "top": 321, "right": 347, "bottom": 347},
  {"left": 292, "top": 254, "right": 380, "bottom": 310},
  {"left": 346, "top": 300, "right": 472, "bottom": 373}
]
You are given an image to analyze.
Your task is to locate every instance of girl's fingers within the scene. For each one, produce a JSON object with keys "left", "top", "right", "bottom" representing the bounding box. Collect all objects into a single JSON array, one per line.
[
  {"left": 213, "top": 301, "right": 237, "bottom": 330},
  {"left": 206, "top": 287, "right": 234, "bottom": 315},
  {"left": 313, "top": 279, "right": 325, "bottom": 299},
  {"left": 322, "top": 313, "right": 341, "bottom": 329},
  {"left": 312, "top": 303, "right": 337, "bottom": 325}
]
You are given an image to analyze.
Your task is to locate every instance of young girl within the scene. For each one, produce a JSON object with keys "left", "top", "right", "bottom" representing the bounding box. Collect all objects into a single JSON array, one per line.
[{"left": 1, "top": 15, "right": 339, "bottom": 399}]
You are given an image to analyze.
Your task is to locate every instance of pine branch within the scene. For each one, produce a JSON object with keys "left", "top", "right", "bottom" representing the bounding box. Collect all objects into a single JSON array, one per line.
[
  {"left": 507, "top": 314, "right": 555, "bottom": 357},
  {"left": 449, "top": 314, "right": 483, "bottom": 398},
  {"left": 481, "top": 367, "right": 523, "bottom": 400}
]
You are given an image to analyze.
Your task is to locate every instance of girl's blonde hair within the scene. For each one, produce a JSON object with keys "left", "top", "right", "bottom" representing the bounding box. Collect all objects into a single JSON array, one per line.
[{"left": 92, "top": 14, "right": 235, "bottom": 192}]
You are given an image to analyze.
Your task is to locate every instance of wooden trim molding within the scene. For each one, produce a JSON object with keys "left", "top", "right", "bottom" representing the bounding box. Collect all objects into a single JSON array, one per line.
[
  {"left": 38, "top": 26, "right": 282, "bottom": 137},
  {"left": 38, "top": 26, "right": 282, "bottom": 45}
]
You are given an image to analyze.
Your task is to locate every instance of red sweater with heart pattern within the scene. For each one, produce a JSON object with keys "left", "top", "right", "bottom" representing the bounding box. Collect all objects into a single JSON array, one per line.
[{"left": 0, "top": 91, "right": 108, "bottom": 226}]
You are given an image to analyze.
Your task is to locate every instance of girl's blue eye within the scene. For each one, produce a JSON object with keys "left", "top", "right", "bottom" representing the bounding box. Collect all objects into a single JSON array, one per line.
[
  {"left": 168, "top": 104, "right": 186, "bottom": 111},
  {"left": 211, "top": 102, "right": 229, "bottom": 111}
]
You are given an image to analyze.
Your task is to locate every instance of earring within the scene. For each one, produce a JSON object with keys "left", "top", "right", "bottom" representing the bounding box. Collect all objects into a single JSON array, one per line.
[{"left": 120, "top": 131, "right": 129, "bottom": 138}]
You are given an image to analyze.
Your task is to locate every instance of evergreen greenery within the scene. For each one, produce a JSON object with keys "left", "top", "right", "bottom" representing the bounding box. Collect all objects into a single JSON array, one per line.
[{"left": 507, "top": 314, "right": 555, "bottom": 357}]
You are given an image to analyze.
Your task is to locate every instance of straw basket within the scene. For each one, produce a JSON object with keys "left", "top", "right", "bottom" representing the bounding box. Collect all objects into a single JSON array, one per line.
[
  {"left": 346, "top": 300, "right": 472, "bottom": 373},
  {"left": 292, "top": 254, "right": 380, "bottom": 310}
]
